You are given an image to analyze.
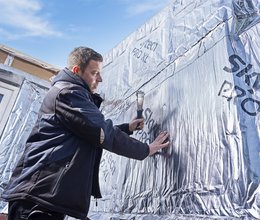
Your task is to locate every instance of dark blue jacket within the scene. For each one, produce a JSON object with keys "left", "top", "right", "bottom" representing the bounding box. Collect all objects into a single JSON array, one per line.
[{"left": 1, "top": 68, "right": 149, "bottom": 219}]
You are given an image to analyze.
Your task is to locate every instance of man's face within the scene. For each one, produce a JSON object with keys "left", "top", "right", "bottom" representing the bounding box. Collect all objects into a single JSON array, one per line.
[{"left": 79, "top": 60, "right": 103, "bottom": 93}]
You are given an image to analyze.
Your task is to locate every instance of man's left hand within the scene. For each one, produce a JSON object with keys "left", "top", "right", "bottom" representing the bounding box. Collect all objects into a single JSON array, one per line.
[{"left": 129, "top": 118, "right": 144, "bottom": 132}]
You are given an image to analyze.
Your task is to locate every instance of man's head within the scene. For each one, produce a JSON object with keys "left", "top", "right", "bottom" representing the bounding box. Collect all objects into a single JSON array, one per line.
[{"left": 67, "top": 46, "right": 103, "bottom": 93}]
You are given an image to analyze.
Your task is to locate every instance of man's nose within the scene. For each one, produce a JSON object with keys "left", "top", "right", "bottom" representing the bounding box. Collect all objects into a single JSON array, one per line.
[{"left": 97, "top": 75, "right": 102, "bottom": 82}]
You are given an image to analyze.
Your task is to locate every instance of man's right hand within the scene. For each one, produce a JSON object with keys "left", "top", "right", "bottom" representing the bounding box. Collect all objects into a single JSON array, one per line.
[{"left": 149, "top": 131, "right": 170, "bottom": 156}]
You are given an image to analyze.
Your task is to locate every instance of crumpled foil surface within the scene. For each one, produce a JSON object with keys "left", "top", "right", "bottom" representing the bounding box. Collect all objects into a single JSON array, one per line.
[
  {"left": 88, "top": 0, "right": 260, "bottom": 219},
  {"left": 0, "top": 0, "right": 260, "bottom": 219},
  {"left": 0, "top": 65, "right": 49, "bottom": 213}
]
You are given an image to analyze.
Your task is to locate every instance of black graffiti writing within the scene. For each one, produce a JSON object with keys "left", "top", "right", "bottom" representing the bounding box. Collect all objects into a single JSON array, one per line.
[
  {"left": 100, "top": 154, "right": 116, "bottom": 182},
  {"left": 220, "top": 54, "right": 260, "bottom": 116},
  {"left": 223, "top": 54, "right": 260, "bottom": 90},
  {"left": 223, "top": 54, "right": 246, "bottom": 73},
  {"left": 136, "top": 108, "right": 161, "bottom": 144},
  {"left": 241, "top": 98, "right": 260, "bottom": 116},
  {"left": 132, "top": 48, "right": 149, "bottom": 63},
  {"left": 140, "top": 39, "right": 158, "bottom": 52},
  {"left": 132, "top": 39, "right": 159, "bottom": 64},
  {"left": 218, "top": 80, "right": 260, "bottom": 116},
  {"left": 245, "top": 72, "right": 260, "bottom": 91}
]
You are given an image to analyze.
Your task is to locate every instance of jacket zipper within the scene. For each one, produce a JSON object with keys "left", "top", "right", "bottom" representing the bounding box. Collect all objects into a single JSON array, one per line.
[{"left": 51, "top": 161, "right": 70, "bottom": 194}]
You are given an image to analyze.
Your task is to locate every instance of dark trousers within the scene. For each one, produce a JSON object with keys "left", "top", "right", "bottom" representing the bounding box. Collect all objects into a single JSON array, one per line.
[{"left": 8, "top": 200, "right": 65, "bottom": 220}]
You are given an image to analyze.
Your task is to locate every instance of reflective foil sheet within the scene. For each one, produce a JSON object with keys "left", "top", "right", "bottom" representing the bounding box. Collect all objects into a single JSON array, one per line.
[
  {"left": 0, "top": 0, "right": 259, "bottom": 219},
  {"left": 87, "top": 0, "right": 260, "bottom": 219},
  {"left": 0, "top": 65, "right": 49, "bottom": 213}
]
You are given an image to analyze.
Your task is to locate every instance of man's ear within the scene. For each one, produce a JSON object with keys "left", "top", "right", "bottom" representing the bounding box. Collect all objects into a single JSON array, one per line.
[{"left": 72, "top": 66, "right": 80, "bottom": 74}]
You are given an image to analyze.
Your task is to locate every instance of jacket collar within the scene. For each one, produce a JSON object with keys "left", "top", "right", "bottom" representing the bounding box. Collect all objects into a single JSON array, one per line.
[
  {"left": 52, "top": 68, "right": 91, "bottom": 92},
  {"left": 52, "top": 68, "right": 104, "bottom": 107}
]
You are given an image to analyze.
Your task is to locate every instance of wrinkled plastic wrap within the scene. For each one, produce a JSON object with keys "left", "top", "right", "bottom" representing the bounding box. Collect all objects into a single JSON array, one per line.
[
  {"left": 0, "top": 65, "right": 49, "bottom": 213},
  {"left": 0, "top": 0, "right": 259, "bottom": 219},
  {"left": 87, "top": 0, "right": 260, "bottom": 219}
]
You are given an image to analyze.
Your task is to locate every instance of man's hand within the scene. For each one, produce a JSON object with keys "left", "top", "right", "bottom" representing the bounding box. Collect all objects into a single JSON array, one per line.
[
  {"left": 129, "top": 118, "right": 144, "bottom": 132},
  {"left": 149, "top": 131, "right": 170, "bottom": 156}
]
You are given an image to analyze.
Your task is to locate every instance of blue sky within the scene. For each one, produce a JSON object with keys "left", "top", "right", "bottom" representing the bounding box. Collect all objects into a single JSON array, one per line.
[{"left": 0, "top": 0, "right": 171, "bottom": 68}]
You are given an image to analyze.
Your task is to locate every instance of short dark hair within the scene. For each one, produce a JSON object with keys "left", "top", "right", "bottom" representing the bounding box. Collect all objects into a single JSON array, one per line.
[{"left": 67, "top": 46, "right": 103, "bottom": 72}]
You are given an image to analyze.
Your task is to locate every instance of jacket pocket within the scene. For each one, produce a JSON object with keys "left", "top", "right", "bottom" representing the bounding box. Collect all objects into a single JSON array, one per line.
[{"left": 51, "top": 161, "right": 70, "bottom": 195}]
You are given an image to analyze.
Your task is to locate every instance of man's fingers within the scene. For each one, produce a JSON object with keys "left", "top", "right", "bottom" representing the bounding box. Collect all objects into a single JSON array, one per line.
[
  {"left": 136, "top": 118, "right": 144, "bottom": 123},
  {"left": 135, "top": 119, "right": 144, "bottom": 130},
  {"left": 148, "top": 131, "right": 171, "bottom": 156},
  {"left": 156, "top": 131, "right": 169, "bottom": 143},
  {"left": 160, "top": 141, "right": 170, "bottom": 149}
]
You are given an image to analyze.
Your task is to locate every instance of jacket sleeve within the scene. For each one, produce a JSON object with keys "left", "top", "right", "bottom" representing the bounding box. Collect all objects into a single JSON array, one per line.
[
  {"left": 55, "top": 86, "right": 149, "bottom": 160},
  {"left": 116, "top": 123, "right": 133, "bottom": 135},
  {"left": 55, "top": 88, "right": 103, "bottom": 145},
  {"left": 101, "top": 119, "right": 150, "bottom": 160}
]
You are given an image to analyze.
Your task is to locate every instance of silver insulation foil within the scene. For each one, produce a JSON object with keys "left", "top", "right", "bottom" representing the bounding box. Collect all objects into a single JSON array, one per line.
[
  {"left": 87, "top": 0, "right": 260, "bottom": 219},
  {"left": 0, "top": 0, "right": 260, "bottom": 219},
  {"left": 0, "top": 65, "right": 49, "bottom": 213}
]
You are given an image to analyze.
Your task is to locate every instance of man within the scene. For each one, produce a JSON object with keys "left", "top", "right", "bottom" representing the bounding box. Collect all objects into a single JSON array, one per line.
[{"left": 1, "top": 47, "right": 170, "bottom": 220}]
